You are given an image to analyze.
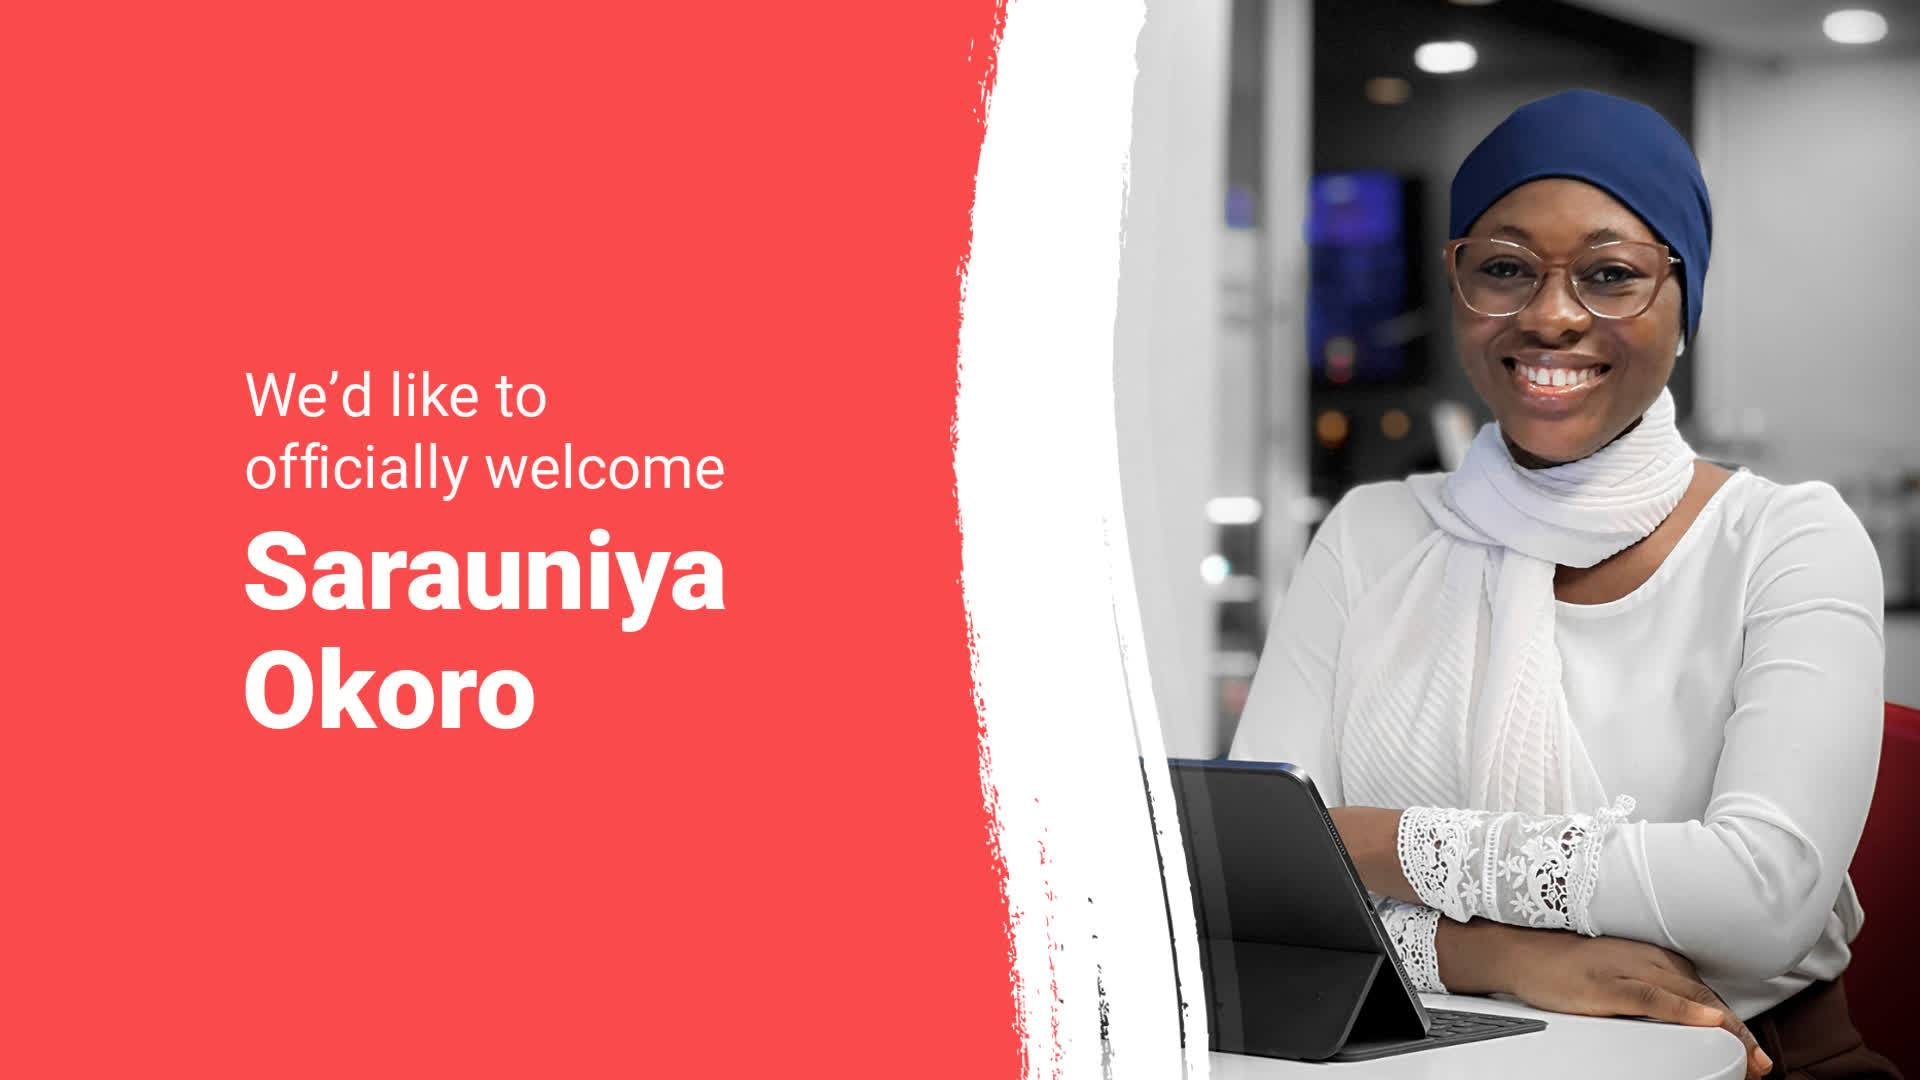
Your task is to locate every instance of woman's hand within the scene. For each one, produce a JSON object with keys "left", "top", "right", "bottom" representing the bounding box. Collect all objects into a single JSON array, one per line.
[
  {"left": 1441, "top": 920, "right": 1772, "bottom": 1078},
  {"left": 1332, "top": 807, "right": 1770, "bottom": 1075}
]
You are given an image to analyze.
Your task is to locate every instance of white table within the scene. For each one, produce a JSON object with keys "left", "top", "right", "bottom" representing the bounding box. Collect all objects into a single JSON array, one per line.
[{"left": 1209, "top": 993, "right": 1746, "bottom": 1079}]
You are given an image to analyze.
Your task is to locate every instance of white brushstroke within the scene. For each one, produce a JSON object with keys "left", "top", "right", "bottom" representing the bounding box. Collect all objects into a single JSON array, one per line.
[{"left": 956, "top": 0, "right": 1206, "bottom": 1076}]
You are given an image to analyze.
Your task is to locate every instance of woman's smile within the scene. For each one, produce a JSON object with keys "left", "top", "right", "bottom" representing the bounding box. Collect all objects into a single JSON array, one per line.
[{"left": 1498, "top": 353, "right": 1614, "bottom": 418}]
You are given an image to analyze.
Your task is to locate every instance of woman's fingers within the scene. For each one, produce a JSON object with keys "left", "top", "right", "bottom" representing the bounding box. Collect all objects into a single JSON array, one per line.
[
  {"left": 1689, "top": 994, "right": 1769, "bottom": 1078},
  {"left": 1625, "top": 972, "right": 1773, "bottom": 1079},
  {"left": 1619, "top": 977, "right": 1724, "bottom": 1027}
]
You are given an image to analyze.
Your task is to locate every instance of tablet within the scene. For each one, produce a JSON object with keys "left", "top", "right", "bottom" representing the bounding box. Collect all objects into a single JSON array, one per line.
[{"left": 1167, "top": 758, "right": 1546, "bottom": 1061}]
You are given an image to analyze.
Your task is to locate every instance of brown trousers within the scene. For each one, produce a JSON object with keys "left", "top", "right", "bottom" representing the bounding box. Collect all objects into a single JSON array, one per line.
[{"left": 1751, "top": 978, "right": 1903, "bottom": 1080}]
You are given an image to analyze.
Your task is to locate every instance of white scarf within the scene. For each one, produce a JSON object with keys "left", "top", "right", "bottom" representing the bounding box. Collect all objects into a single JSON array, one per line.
[{"left": 1334, "top": 389, "right": 1696, "bottom": 815}]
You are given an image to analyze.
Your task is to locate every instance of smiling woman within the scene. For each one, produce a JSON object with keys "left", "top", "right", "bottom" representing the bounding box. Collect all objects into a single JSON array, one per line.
[
  {"left": 1450, "top": 180, "right": 1685, "bottom": 469},
  {"left": 1230, "top": 91, "right": 1898, "bottom": 1080}
]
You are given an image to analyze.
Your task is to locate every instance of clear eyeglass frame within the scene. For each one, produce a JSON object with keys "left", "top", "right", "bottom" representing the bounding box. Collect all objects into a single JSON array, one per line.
[{"left": 1444, "top": 237, "right": 1683, "bottom": 320}]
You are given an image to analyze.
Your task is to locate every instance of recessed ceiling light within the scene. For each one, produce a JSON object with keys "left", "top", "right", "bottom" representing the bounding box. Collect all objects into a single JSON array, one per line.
[
  {"left": 1365, "top": 76, "right": 1412, "bottom": 105},
  {"left": 1205, "top": 497, "right": 1263, "bottom": 525},
  {"left": 1414, "top": 41, "right": 1478, "bottom": 74},
  {"left": 1824, "top": 9, "right": 1888, "bottom": 43}
]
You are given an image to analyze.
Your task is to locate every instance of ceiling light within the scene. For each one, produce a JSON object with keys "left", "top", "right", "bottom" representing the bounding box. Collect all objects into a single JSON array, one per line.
[
  {"left": 1206, "top": 496, "right": 1263, "bottom": 525},
  {"left": 1824, "top": 9, "right": 1888, "bottom": 43},
  {"left": 1414, "top": 41, "right": 1478, "bottom": 75},
  {"left": 1365, "top": 76, "right": 1412, "bottom": 105}
]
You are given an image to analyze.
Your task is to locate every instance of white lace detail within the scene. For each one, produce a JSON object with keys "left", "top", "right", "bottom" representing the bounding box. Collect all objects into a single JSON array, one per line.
[
  {"left": 1570, "top": 796, "right": 1638, "bottom": 936},
  {"left": 1398, "top": 796, "right": 1636, "bottom": 934},
  {"left": 1397, "top": 805, "right": 1482, "bottom": 922},
  {"left": 1373, "top": 897, "right": 1445, "bottom": 994}
]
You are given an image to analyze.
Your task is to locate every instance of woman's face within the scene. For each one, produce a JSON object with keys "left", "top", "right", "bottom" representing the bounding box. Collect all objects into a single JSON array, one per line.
[{"left": 1450, "top": 178, "right": 1683, "bottom": 468}]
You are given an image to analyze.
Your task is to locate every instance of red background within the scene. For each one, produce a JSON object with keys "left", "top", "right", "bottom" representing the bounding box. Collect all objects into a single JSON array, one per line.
[{"left": 3, "top": 2, "right": 1016, "bottom": 1075}]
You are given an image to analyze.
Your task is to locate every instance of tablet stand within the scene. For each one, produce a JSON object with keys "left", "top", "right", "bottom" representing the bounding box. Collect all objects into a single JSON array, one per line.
[{"left": 1202, "top": 938, "right": 1424, "bottom": 1060}]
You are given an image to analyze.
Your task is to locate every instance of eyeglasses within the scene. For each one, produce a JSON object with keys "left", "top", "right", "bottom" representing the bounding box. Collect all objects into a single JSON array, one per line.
[{"left": 1444, "top": 237, "right": 1681, "bottom": 320}]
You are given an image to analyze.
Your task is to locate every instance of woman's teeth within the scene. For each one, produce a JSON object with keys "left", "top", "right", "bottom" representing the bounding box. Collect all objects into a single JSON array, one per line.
[{"left": 1516, "top": 362, "right": 1605, "bottom": 388}]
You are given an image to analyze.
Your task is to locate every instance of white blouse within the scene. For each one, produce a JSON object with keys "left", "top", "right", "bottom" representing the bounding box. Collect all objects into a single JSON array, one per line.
[{"left": 1229, "top": 469, "right": 1886, "bottom": 1019}]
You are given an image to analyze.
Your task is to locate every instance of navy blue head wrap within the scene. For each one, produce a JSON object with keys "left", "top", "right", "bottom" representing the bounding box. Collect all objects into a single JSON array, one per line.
[{"left": 1449, "top": 89, "right": 1713, "bottom": 342}]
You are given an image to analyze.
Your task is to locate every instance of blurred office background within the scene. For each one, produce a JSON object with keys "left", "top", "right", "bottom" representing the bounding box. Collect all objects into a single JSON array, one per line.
[{"left": 1117, "top": 0, "right": 1920, "bottom": 759}]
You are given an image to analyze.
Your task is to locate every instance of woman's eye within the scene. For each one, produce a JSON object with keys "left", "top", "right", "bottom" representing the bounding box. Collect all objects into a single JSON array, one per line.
[
  {"left": 1580, "top": 262, "right": 1643, "bottom": 286},
  {"left": 1477, "top": 259, "right": 1533, "bottom": 280}
]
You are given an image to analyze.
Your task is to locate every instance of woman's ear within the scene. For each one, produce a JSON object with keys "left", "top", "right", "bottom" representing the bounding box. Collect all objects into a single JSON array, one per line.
[{"left": 1675, "top": 337, "right": 1686, "bottom": 358}]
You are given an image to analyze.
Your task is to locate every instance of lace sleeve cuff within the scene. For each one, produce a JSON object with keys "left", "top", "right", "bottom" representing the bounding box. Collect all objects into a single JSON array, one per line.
[
  {"left": 1373, "top": 897, "right": 1445, "bottom": 994},
  {"left": 1396, "top": 796, "right": 1635, "bottom": 935}
]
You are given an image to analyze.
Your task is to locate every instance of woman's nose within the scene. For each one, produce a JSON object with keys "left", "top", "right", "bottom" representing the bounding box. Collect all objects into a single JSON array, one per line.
[{"left": 1514, "top": 268, "right": 1591, "bottom": 340}]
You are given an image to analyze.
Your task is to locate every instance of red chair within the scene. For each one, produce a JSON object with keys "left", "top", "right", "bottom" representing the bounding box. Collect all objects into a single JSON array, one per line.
[{"left": 1842, "top": 702, "right": 1920, "bottom": 1071}]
